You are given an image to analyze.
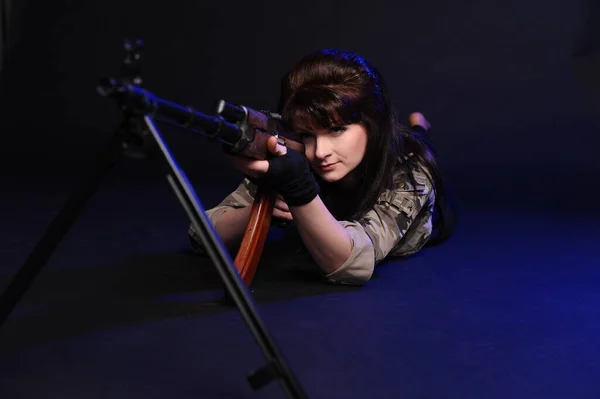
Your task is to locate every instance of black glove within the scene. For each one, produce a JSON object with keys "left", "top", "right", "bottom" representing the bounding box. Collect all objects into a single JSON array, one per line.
[{"left": 253, "top": 148, "right": 319, "bottom": 206}]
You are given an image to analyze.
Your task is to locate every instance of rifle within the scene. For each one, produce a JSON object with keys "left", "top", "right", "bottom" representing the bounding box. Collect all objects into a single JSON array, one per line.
[
  {"left": 0, "top": 39, "right": 309, "bottom": 398},
  {"left": 208, "top": 100, "right": 305, "bottom": 286},
  {"left": 101, "top": 55, "right": 304, "bottom": 288}
]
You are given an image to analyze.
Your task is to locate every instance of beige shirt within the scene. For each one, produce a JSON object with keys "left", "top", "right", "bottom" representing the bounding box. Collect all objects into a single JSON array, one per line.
[{"left": 188, "top": 164, "right": 435, "bottom": 285}]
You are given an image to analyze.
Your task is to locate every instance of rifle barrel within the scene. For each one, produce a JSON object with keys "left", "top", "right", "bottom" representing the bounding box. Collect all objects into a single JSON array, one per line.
[{"left": 97, "top": 79, "right": 243, "bottom": 146}]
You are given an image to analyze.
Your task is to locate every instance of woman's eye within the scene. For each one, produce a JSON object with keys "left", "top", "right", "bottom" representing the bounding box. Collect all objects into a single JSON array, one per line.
[{"left": 330, "top": 126, "right": 347, "bottom": 134}]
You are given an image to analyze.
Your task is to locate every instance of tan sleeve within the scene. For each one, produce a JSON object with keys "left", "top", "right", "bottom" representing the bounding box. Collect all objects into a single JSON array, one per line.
[
  {"left": 323, "top": 167, "right": 435, "bottom": 285},
  {"left": 188, "top": 178, "right": 257, "bottom": 253}
]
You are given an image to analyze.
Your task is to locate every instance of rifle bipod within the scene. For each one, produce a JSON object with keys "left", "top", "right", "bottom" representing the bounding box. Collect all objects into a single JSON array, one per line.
[
  {"left": 0, "top": 111, "right": 309, "bottom": 399},
  {"left": 0, "top": 39, "right": 308, "bottom": 399}
]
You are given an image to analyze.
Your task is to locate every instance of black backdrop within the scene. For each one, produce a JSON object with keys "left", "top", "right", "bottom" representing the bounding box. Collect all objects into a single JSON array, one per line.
[{"left": 1, "top": 0, "right": 599, "bottom": 209}]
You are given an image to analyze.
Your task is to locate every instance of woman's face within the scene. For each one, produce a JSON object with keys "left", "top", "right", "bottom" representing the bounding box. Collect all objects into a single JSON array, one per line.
[{"left": 296, "top": 123, "right": 368, "bottom": 185}]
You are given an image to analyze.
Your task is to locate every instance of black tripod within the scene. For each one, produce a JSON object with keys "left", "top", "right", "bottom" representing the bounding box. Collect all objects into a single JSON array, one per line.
[{"left": 0, "top": 39, "right": 308, "bottom": 399}]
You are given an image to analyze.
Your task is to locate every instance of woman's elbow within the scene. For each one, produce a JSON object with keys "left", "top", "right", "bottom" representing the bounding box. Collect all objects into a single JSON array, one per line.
[{"left": 323, "top": 259, "right": 374, "bottom": 286}]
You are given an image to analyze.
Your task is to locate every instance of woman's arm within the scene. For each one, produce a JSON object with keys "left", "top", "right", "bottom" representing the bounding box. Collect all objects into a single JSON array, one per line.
[
  {"left": 188, "top": 179, "right": 256, "bottom": 252},
  {"left": 211, "top": 205, "right": 253, "bottom": 249},
  {"left": 289, "top": 196, "right": 353, "bottom": 275},
  {"left": 294, "top": 166, "right": 436, "bottom": 285},
  {"left": 224, "top": 136, "right": 434, "bottom": 284}
]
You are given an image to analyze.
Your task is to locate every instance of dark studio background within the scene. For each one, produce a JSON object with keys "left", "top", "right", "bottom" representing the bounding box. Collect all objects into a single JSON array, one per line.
[{"left": 0, "top": 1, "right": 599, "bottom": 398}]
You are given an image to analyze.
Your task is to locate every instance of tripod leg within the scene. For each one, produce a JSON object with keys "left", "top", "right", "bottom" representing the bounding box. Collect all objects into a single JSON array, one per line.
[
  {"left": 0, "top": 131, "right": 125, "bottom": 330},
  {"left": 148, "top": 116, "right": 309, "bottom": 398}
]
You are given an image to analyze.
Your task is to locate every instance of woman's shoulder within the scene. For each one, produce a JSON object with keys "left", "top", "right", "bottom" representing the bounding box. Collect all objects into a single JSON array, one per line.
[
  {"left": 370, "top": 166, "right": 434, "bottom": 220},
  {"left": 389, "top": 159, "right": 435, "bottom": 196}
]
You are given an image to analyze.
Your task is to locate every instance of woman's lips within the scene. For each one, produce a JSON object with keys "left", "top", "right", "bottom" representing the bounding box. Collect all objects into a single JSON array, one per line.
[{"left": 318, "top": 162, "right": 339, "bottom": 171}]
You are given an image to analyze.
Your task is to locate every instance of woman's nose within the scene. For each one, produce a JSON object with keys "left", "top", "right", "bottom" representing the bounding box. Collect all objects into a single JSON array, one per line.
[{"left": 314, "top": 137, "right": 333, "bottom": 159}]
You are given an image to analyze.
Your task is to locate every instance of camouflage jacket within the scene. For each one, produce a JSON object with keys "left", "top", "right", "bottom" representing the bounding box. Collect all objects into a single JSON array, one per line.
[{"left": 188, "top": 164, "right": 435, "bottom": 285}]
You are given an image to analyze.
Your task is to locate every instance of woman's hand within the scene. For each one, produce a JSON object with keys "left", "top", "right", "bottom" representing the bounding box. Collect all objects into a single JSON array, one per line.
[
  {"left": 227, "top": 136, "right": 293, "bottom": 220},
  {"left": 273, "top": 194, "right": 293, "bottom": 221},
  {"left": 227, "top": 134, "right": 320, "bottom": 207},
  {"left": 228, "top": 135, "right": 287, "bottom": 179}
]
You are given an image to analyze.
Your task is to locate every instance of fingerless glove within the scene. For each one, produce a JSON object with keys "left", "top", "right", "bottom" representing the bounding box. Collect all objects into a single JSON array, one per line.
[{"left": 254, "top": 148, "right": 319, "bottom": 206}]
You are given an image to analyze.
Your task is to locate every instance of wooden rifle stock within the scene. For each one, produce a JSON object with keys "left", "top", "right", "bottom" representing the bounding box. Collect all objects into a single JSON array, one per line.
[
  {"left": 234, "top": 187, "right": 276, "bottom": 285},
  {"left": 217, "top": 102, "right": 304, "bottom": 286}
]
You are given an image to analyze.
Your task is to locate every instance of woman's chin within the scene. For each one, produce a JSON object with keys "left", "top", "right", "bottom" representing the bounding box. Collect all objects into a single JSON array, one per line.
[
  {"left": 316, "top": 170, "right": 342, "bottom": 183},
  {"left": 312, "top": 164, "right": 354, "bottom": 185}
]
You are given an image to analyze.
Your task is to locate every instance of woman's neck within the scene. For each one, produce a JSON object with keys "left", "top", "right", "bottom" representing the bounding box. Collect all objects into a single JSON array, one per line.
[{"left": 335, "top": 166, "right": 362, "bottom": 190}]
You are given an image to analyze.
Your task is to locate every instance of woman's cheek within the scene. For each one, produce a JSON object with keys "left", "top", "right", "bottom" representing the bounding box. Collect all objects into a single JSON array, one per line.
[{"left": 303, "top": 143, "right": 315, "bottom": 161}]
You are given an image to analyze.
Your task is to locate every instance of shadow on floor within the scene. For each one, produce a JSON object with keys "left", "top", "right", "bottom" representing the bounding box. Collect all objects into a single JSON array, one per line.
[{"left": 0, "top": 248, "right": 361, "bottom": 354}]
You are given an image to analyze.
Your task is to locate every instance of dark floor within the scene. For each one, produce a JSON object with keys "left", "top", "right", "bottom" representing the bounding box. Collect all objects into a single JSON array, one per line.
[{"left": 0, "top": 161, "right": 599, "bottom": 399}]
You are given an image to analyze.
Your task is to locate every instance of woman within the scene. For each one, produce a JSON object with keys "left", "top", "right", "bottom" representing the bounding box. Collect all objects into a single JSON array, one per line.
[{"left": 189, "top": 49, "right": 455, "bottom": 285}]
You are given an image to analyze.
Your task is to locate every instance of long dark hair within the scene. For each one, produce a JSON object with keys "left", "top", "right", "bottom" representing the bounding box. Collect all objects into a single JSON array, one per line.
[{"left": 277, "top": 49, "right": 454, "bottom": 244}]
